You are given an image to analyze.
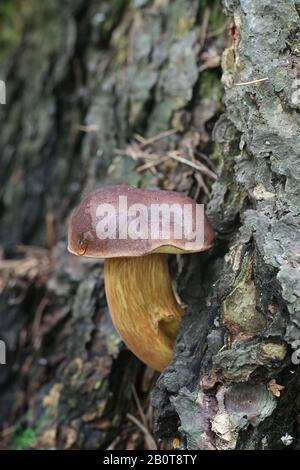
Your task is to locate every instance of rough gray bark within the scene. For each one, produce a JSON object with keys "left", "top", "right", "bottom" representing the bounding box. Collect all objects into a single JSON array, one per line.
[
  {"left": 153, "top": 0, "right": 300, "bottom": 450},
  {"left": 0, "top": 0, "right": 299, "bottom": 450}
]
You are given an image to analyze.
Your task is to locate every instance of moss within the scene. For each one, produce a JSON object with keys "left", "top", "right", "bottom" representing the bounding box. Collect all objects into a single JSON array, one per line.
[
  {"left": 97, "top": 0, "right": 129, "bottom": 47},
  {"left": 13, "top": 428, "right": 37, "bottom": 450},
  {"left": 93, "top": 380, "right": 103, "bottom": 391},
  {"left": 147, "top": 97, "right": 180, "bottom": 136},
  {"left": 167, "top": 1, "right": 198, "bottom": 37},
  {"left": 222, "top": 255, "right": 266, "bottom": 339},
  {"left": 106, "top": 156, "right": 142, "bottom": 187},
  {"left": 209, "top": 7, "right": 224, "bottom": 32},
  {"left": 114, "top": 35, "right": 130, "bottom": 65},
  {"left": 205, "top": 0, "right": 225, "bottom": 31},
  {"left": 260, "top": 342, "right": 287, "bottom": 361},
  {"left": 177, "top": 15, "right": 194, "bottom": 35},
  {"left": 0, "top": 1, "right": 24, "bottom": 61},
  {"left": 10, "top": 416, "right": 44, "bottom": 450},
  {"left": 198, "top": 70, "right": 222, "bottom": 100}
]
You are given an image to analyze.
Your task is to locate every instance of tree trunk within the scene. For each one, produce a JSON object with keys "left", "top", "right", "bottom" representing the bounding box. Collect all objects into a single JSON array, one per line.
[
  {"left": 153, "top": 0, "right": 300, "bottom": 450},
  {"left": 0, "top": 0, "right": 299, "bottom": 450}
]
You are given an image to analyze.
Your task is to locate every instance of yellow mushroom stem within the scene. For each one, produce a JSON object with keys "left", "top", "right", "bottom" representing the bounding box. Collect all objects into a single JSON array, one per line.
[{"left": 104, "top": 253, "right": 183, "bottom": 372}]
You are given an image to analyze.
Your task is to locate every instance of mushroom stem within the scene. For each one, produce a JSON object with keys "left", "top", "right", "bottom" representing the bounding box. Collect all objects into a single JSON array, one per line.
[{"left": 104, "top": 253, "right": 183, "bottom": 371}]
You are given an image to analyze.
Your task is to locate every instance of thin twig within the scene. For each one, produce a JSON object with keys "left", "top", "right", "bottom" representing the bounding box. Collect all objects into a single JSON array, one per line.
[
  {"left": 146, "top": 405, "right": 154, "bottom": 426},
  {"left": 32, "top": 297, "right": 49, "bottom": 350},
  {"left": 131, "top": 384, "right": 148, "bottom": 428},
  {"left": 133, "top": 128, "right": 177, "bottom": 146},
  {"left": 126, "top": 413, "right": 157, "bottom": 450},
  {"left": 136, "top": 156, "right": 169, "bottom": 172},
  {"left": 196, "top": 150, "right": 217, "bottom": 171},
  {"left": 167, "top": 152, "right": 217, "bottom": 180},
  {"left": 194, "top": 172, "right": 209, "bottom": 196},
  {"left": 207, "top": 23, "right": 226, "bottom": 39},
  {"left": 118, "top": 147, "right": 217, "bottom": 179},
  {"left": 199, "top": 7, "right": 210, "bottom": 50},
  {"left": 198, "top": 56, "right": 220, "bottom": 72},
  {"left": 116, "top": 126, "right": 217, "bottom": 180},
  {"left": 234, "top": 77, "right": 269, "bottom": 86},
  {"left": 106, "top": 435, "right": 121, "bottom": 450}
]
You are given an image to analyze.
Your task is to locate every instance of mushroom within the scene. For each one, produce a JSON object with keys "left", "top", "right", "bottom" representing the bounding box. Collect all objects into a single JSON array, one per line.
[{"left": 68, "top": 185, "right": 214, "bottom": 371}]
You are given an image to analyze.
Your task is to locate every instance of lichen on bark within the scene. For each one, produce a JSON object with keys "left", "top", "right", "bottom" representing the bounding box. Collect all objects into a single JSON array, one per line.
[{"left": 153, "top": 0, "right": 300, "bottom": 450}]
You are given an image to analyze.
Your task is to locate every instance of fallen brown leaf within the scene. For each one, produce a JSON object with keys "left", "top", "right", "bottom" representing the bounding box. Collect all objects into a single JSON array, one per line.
[{"left": 268, "top": 379, "right": 285, "bottom": 397}]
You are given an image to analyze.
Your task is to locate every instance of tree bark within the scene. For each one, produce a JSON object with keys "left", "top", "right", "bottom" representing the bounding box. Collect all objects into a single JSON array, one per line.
[
  {"left": 153, "top": 0, "right": 300, "bottom": 450},
  {"left": 0, "top": 0, "right": 299, "bottom": 450}
]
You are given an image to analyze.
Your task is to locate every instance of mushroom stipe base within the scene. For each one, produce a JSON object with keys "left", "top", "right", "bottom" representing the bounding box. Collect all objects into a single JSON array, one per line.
[{"left": 104, "top": 253, "right": 183, "bottom": 372}]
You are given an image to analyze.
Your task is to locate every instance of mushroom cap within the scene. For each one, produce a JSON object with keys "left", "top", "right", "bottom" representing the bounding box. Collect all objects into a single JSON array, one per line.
[{"left": 68, "top": 185, "right": 214, "bottom": 258}]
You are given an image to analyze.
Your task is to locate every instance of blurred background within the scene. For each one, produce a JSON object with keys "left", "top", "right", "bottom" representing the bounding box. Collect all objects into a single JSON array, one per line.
[{"left": 0, "top": 0, "right": 225, "bottom": 449}]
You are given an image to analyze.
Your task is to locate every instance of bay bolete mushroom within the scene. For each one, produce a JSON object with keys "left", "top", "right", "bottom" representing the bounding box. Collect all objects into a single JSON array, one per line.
[{"left": 68, "top": 185, "right": 214, "bottom": 371}]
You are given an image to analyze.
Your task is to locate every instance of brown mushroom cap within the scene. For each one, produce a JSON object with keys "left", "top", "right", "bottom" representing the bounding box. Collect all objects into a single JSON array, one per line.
[{"left": 68, "top": 185, "right": 214, "bottom": 258}]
